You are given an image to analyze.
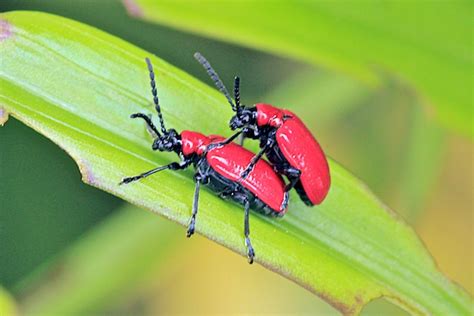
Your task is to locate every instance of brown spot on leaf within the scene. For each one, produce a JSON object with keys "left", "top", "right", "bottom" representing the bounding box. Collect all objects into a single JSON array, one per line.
[
  {"left": 77, "top": 159, "right": 98, "bottom": 186},
  {"left": 0, "top": 19, "right": 12, "bottom": 42},
  {"left": 318, "top": 291, "right": 360, "bottom": 316},
  {"left": 122, "top": 0, "right": 144, "bottom": 17},
  {"left": 0, "top": 108, "right": 9, "bottom": 126}
]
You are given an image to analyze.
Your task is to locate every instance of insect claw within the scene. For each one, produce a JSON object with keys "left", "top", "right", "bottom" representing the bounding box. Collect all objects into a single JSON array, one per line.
[
  {"left": 245, "top": 237, "right": 255, "bottom": 264},
  {"left": 119, "top": 176, "right": 136, "bottom": 185},
  {"left": 186, "top": 228, "right": 194, "bottom": 238},
  {"left": 186, "top": 220, "right": 195, "bottom": 238}
]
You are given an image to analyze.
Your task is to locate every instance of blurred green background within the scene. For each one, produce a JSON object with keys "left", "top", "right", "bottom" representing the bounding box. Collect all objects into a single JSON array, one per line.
[{"left": 0, "top": 1, "right": 472, "bottom": 315}]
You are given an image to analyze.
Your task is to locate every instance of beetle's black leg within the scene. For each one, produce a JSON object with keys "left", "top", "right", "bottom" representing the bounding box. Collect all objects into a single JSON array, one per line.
[
  {"left": 187, "top": 176, "right": 201, "bottom": 237},
  {"left": 238, "top": 133, "right": 245, "bottom": 147},
  {"left": 120, "top": 160, "right": 190, "bottom": 185},
  {"left": 283, "top": 167, "right": 302, "bottom": 192},
  {"left": 232, "top": 193, "right": 255, "bottom": 263},
  {"left": 240, "top": 147, "right": 266, "bottom": 179},
  {"left": 223, "top": 130, "right": 243, "bottom": 144},
  {"left": 240, "top": 139, "right": 275, "bottom": 180},
  {"left": 243, "top": 198, "right": 255, "bottom": 264},
  {"left": 129, "top": 113, "right": 161, "bottom": 137},
  {"left": 206, "top": 130, "right": 243, "bottom": 151}
]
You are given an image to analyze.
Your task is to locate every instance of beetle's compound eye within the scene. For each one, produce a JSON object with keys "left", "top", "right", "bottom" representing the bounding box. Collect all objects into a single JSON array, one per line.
[{"left": 229, "top": 115, "right": 244, "bottom": 130}]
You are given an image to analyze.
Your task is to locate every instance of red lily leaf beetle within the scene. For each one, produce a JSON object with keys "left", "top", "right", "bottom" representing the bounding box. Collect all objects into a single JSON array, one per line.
[
  {"left": 194, "top": 52, "right": 331, "bottom": 206},
  {"left": 120, "top": 58, "right": 289, "bottom": 263}
]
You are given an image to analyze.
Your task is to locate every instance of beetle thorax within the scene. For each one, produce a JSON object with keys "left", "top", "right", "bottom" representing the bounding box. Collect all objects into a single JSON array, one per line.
[
  {"left": 181, "top": 131, "right": 213, "bottom": 156},
  {"left": 255, "top": 103, "right": 286, "bottom": 128}
]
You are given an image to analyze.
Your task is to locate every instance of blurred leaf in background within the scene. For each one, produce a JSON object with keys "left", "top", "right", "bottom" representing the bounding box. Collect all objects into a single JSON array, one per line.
[
  {"left": 17, "top": 204, "right": 184, "bottom": 315},
  {"left": 128, "top": 0, "right": 473, "bottom": 137},
  {"left": 0, "top": 116, "right": 122, "bottom": 288}
]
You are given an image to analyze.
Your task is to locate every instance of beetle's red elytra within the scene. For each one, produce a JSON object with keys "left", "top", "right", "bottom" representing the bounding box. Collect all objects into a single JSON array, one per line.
[{"left": 181, "top": 131, "right": 288, "bottom": 213}]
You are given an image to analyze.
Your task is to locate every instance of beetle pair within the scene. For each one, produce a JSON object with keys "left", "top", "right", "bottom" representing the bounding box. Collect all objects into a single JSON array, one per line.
[{"left": 120, "top": 55, "right": 330, "bottom": 263}]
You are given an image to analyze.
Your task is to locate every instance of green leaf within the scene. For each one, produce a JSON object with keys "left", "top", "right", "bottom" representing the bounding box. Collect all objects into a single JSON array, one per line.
[
  {"left": 0, "top": 11, "right": 471, "bottom": 315},
  {"left": 125, "top": 0, "right": 473, "bottom": 137}
]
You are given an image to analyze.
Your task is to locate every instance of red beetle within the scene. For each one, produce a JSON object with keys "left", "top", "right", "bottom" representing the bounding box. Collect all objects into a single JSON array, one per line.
[
  {"left": 120, "top": 58, "right": 288, "bottom": 263},
  {"left": 194, "top": 53, "right": 330, "bottom": 206}
]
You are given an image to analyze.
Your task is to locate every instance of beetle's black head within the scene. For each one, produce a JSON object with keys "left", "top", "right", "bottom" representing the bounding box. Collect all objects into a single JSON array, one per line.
[
  {"left": 152, "top": 128, "right": 181, "bottom": 153},
  {"left": 229, "top": 106, "right": 257, "bottom": 130}
]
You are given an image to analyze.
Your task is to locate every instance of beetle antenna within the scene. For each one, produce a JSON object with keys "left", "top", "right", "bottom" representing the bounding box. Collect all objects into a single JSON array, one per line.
[
  {"left": 234, "top": 76, "right": 241, "bottom": 109},
  {"left": 194, "top": 52, "right": 236, "bottom": 111},
  {"left": 145, "top": 58, "right": 167, "bottom": 134}
]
